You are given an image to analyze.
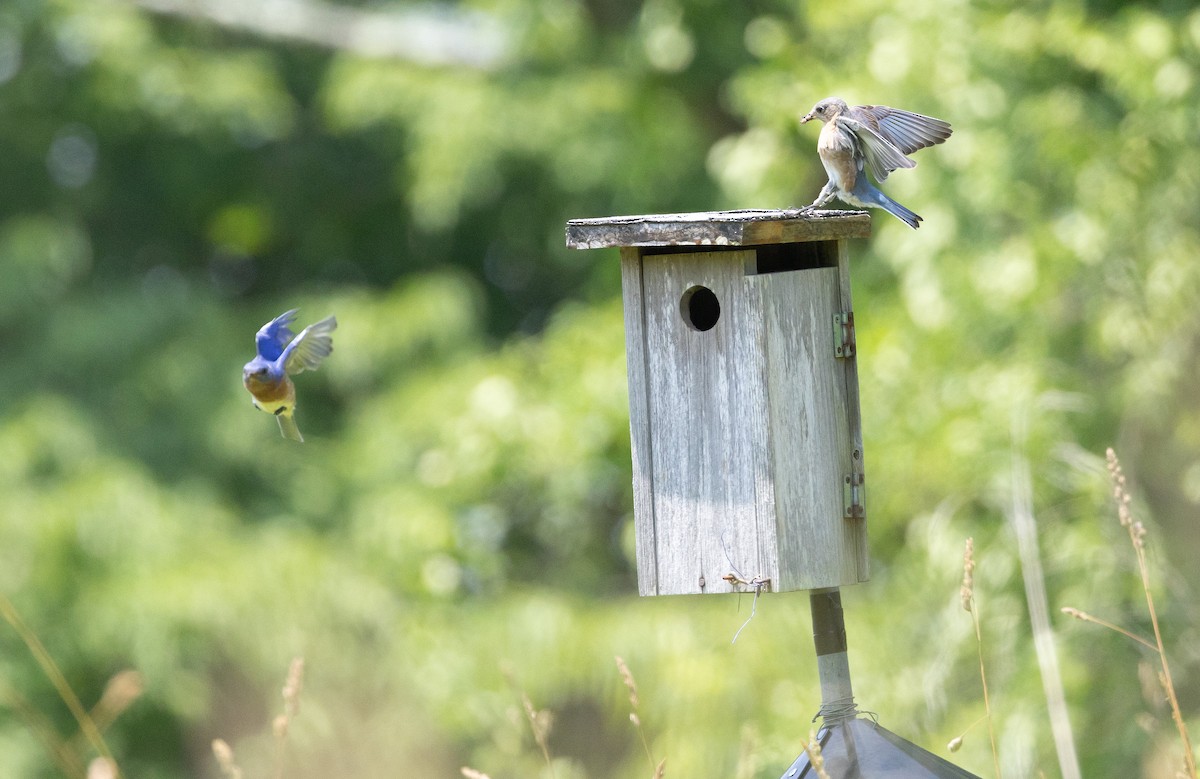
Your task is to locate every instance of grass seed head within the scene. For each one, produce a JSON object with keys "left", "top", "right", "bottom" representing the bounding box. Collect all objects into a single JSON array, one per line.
[
  {"left": 615, "top": 655, "right": 640, "bottom": 711},
  {"left": 960, "top": 537, "right": 976, "bottom": 612}
]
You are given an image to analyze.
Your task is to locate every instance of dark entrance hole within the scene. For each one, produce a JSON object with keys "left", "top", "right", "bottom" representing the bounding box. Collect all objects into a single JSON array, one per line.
[{"left": 680, "top": 285, "right": 720, "bottom": 332}]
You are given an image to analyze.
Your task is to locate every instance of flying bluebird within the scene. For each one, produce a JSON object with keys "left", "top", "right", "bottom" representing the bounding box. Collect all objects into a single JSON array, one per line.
[
  {"left": 798, "top": 97, "right": 951, "bottom": 228},
  {"left": 243, "top": 309, "right": 337, "bottom": 442}
]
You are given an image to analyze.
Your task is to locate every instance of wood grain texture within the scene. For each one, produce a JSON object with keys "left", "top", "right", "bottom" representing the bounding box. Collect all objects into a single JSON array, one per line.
[
  {"left": 606, "top": 228, "right": 869, "bottom": 595},
  {"left": 566, "top": 209, "right": 870, "bottom": 249},
  {"left": 835, "top": 240, "right": 870, "bottom": 582},
  {"left": 638, "top": 250, "right": 775, "bottom": 595},
  {"left": 758, "top": 266, "right": 867, "bottom": 589},
  {"left": 619, "top": 247, "right": 660, "bottom": 595}
]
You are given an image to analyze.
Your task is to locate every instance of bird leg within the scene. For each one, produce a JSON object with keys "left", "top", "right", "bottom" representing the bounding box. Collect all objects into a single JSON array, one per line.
[{"left": 798, "top": 181, "right": 837, "bottom": 213}]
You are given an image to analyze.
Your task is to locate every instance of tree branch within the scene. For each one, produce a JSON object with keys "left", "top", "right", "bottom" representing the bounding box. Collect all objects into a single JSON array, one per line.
[{"left": 126, "top": 0, "right": 510, "bottom": 68}]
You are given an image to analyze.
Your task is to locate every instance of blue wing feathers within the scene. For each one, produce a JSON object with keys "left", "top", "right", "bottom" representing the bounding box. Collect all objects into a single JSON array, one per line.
[{"left": 255, "top": 309, "right": 299, "bottom": 362}]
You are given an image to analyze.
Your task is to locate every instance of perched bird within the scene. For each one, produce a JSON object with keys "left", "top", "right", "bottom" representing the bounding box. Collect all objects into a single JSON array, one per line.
[
  {"left": 798, "top": 97, "right": 951, "bottom": 228},
  {"left": 242, "top": 309, "right": 337, "bottom": 442}
]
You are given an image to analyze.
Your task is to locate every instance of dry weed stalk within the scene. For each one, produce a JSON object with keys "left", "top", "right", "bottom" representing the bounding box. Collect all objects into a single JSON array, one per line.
[
  {"left": 212, "top": 738, "right": 243, "bottom": 779},
  {"left": 91, "top": 671, "right": 144, "bottom": 734},
  {"left": 960, "top": 538, "right": 1001, "bottom": 779},
  {"left": 520, "top": 690, "right": 555, "bottom": 777},
  {"left": 947, "top": 714, "right": 988, "bottom": 754},
  {"left": 1059, "top": 607, "right": 1155, "bottom": 651},
  {"left": 797, "top": 729, "right": 830, "bottom": 779},
  {"left": 1010, "top": 430, "right": 1081, "bottom": 779},
  {"left": 460, "top": 768, "right": 492, "bottom": 779},
  {"left": 0, "top": 593, "right": 123, "bottom": 776},
  {"left": 1062, "top": 450, "right": 1197, "bottom": 778},
  {"left": 272, "top": 656, "right": 306, "bottom": 779},
  {"left": 500, "top": 664, "right": 558, "bottom": 778},
  {"left": 616, "top": 655, "right": 663, "bottom": 776},
  {"left": 0, "top": 676, "right": 86, "bottom": 778},
  {"left": 210, "top": 656, "right": 305, "bottom": 779},
  {"left": 66, "top": 670, "right": 144, "bottom": 758}
]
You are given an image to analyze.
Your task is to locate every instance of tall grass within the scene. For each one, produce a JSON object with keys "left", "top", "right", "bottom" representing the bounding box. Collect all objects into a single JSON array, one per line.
[
  {"left": 212, "top": 655, "right": 305, "bottom": 779},
  {"left": 1009, "top": 434, "right": 1082, "bottom": 779},
  {"left": 0, "top": 593, "right": 140, "bottom": 778},
  {"left": 615, "top": 656, "right": 665, "bottom": 779},
  {"left": 958, "top": 537, "right": 1000, "bottom": 779},
  {"left": 1061, "top": 449, "right": 1197, "bottom": 778}
]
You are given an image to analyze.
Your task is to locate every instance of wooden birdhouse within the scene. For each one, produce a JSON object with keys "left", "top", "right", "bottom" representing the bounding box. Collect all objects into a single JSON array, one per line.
[{"left": 567, "top": 209, "right": 871, "bottom": 596}]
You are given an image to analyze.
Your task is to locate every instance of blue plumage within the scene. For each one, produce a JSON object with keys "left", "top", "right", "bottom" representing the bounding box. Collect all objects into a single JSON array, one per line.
[{"left": 243, "top": 310, "right": 337, "bottom": 442}]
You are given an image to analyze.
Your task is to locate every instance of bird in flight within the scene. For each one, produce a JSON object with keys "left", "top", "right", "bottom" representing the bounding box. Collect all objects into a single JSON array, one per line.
[
  {"left": 243, "top": 309, "right": 337, "bottom": 442},
  {"left": 799, "top": 97, "right": 951, "bottom": 228}
]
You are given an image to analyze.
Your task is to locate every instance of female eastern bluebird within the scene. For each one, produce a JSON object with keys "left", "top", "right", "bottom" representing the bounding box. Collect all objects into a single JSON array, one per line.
[
  {"left": 243, "top": 309, "right": 337, "bottom": 442},
  {"left": 799, "top": 97, "right": 951, "bottom": 229}
]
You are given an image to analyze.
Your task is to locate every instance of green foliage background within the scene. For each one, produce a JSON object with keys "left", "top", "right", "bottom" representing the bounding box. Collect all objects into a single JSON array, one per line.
[{"left": 2, "top": 0, "right": 1199, "bottom": 776}]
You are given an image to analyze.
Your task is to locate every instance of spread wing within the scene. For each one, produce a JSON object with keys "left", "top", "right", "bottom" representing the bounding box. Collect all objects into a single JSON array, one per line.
[
  {"left": 839, "top": 116, "right": 916, "bottom": 184},
  {"left": 850, "top": 104, "right": 952, "bottom": 156},
  {"left": 255, "top": 309, "right": 298, "bottom": 362},
  {"left": 282, "top": 315, "right": 337, "bottom": 375}
]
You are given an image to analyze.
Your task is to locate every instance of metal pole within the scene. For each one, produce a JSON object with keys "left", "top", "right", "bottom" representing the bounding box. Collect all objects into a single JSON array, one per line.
[{"left": 810, "top": 588, "right": 857, "bottom": 724}]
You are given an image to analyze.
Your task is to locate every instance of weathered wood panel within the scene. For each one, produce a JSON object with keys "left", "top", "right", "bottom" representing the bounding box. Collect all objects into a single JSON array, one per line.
[
  {"left": 588, "top": 213, "right": 872, "bottom": 596},
  {"left": 637, "top": 250, "right": 775, "bottom": 595},
  {"left": 834, "top": 240, "right": 870, "bottom": 582},
  {"left": 566, "top": 209, "right": 870, "bottom": 250},
  {"left": 757, "top": 266, "right": 867, "bottom": 589},
  {"left": 619, "top": 247, "right": 660, "bottom": 594}
]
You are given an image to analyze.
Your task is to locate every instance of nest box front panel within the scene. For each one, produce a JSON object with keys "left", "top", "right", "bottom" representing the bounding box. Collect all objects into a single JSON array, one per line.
[
  {"left": 627, "top": 250, "right": 776, "bottom": 596},
  {"left": 621, "top": 244, "right": 868, "bottom": 597}
]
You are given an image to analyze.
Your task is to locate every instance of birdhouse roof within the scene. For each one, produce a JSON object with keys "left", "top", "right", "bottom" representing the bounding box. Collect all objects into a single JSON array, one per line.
[{"left": 565, "top": 209, "right": 870, "bottom": 250}]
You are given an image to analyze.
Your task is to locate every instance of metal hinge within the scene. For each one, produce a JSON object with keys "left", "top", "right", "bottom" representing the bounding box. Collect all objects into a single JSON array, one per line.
[
  {"left": 833, "top": 312, "right": 855, "bottom": 358},
  {"left": 843, "top": 473, "right": 865, "bottom": 519}
]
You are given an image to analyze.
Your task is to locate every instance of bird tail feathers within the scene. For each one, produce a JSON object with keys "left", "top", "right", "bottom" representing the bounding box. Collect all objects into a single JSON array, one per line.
[
  {"left": 276, "top": 413, "right": 304, "bottom": 442},
  {"left": 874, "top": 191, "right": 922, "bottom": 229}
]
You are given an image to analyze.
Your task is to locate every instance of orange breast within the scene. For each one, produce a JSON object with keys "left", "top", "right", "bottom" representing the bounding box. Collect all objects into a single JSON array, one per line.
[{"left": 245, "top": 374, "right": 295, "bottom": 406}]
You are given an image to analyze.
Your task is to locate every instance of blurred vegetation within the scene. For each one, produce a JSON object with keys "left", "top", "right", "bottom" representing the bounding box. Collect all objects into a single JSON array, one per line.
[{"left": 1, "top": 0, "right": 1199, "bottom": 776}]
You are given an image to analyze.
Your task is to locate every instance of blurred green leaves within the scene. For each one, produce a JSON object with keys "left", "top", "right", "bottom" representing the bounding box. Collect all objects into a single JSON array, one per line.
[
  {"left": 1, "top": 0, "right": 1199, "bottom": 777},
  {"left": 0, "top": 215, "right": 91, "bottom": 321},
  {"left": 50, "top": 0, "right": 296, "bottom": 141}
]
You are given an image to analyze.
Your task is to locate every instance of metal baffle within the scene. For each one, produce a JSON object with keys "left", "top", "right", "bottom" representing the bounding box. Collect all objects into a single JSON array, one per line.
[{"left": 778, "top": 718, "right": 983, "bottom": 779}]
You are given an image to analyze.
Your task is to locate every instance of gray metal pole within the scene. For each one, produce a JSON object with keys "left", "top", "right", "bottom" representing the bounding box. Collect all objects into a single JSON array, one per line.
[{"left": 809, "top": 588, "right": 858, "bottom": 724}]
